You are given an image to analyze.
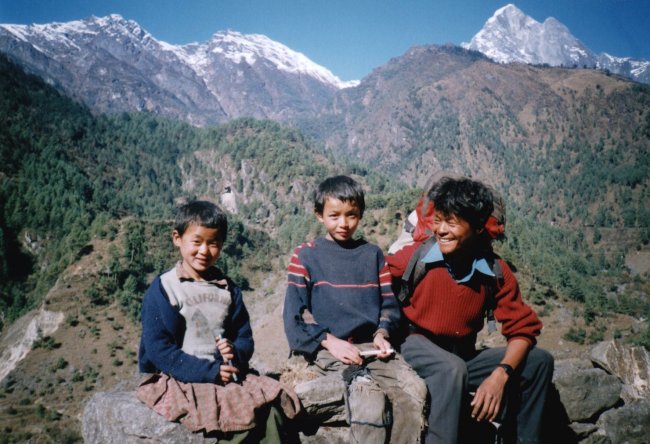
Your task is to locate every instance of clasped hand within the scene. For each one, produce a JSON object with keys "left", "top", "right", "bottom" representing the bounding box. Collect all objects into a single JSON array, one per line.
[{"left": 216, "top": 337, "right": 239, "bottom": 383}]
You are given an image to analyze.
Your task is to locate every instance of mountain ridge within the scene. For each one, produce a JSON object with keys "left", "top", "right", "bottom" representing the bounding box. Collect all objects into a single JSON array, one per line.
[{"left": 0, "top": 14, "right": 353, "bottom": 126}]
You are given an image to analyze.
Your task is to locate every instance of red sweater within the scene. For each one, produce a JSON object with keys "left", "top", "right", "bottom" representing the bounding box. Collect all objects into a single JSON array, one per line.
[{"left": 386, "top": 242, "right": 542, "bottom": 346}]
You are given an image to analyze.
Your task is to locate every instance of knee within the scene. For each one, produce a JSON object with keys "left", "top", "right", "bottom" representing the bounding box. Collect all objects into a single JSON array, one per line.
[
  {"left": 444, "top": 354, "right": 468, "bottom": 379},
  {"left": 401, "top": 369, "right": 428, "bottom": 405},
  {"left": 348, "top": 377, "right": 388, "bottom": 424}
]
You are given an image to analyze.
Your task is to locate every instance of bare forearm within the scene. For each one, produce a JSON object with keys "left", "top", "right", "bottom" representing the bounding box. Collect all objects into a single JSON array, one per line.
[{"left": 500, "top": 338, "right": 530, "bottom": 370}]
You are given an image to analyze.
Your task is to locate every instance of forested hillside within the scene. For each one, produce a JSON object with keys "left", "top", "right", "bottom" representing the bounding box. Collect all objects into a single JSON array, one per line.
[
  {"left": 310, "top": 45, "right": 650, "bottom": 232},
  {"left": 0, "top": 54, "right": 405, "bottom": 329},
  {"left": 1, "top": 52, "right": 647, "bottom": 344}
]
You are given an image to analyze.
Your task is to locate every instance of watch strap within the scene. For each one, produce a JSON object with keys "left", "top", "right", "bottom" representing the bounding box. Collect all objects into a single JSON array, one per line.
[{"left": 497, "top": 363, "right": 514, "bottom": 376}]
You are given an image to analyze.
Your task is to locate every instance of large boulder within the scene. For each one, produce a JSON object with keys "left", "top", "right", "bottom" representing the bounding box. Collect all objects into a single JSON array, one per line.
[
  {"left": 553, "top": 360, "right": 622, "bottom": 422},
  {"left": 83, "top": 391, "right": 212, "bottom": 443},
  {"left": 596, "top": 399, "right": 650, "bottom": 444},
  {"left": 591, "top": 340, "right": 650, "bottom": 402}
]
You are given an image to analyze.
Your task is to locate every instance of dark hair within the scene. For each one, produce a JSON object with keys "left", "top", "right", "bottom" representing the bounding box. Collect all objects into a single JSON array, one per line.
[
  {"left": 428, "top": 177, "right": 494, "bottom": 231},
  {"left": 314, "top": 175, "right": 365, "bottom": 217},
  {"left": 174, "top": 200, "right": 228, "bottom": 240}
]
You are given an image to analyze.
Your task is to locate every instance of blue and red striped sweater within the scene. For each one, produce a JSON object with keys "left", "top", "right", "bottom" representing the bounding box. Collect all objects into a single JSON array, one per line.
[{"left": 283, "top": 236, "right": 400, "bottom": 356}]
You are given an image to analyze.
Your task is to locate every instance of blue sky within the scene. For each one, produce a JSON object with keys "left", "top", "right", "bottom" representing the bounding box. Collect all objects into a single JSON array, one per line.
[{"left": 1, "top": 0, "right": 649, "bottom": 81}]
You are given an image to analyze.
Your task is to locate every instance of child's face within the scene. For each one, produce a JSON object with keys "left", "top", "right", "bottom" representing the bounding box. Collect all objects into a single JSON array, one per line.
[
  {"left": 172, "top": 223, "right": 224, "bottom": 280},
  {"left": 433, "top": 212, "right": 480, "bottom": 256},
  {"left": 316, "top": 197, "right": 361, "bottom": 243}
]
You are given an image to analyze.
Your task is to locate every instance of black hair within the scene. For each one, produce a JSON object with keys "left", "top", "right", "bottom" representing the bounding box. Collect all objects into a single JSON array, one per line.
[
  {"left": 314, "top": 175, "right": 365, "bottom": 217},
  {"left": 174, "top": 200, "right": 228, "bottom": 240},
  {"left": 428, "top": 177, "right": 494, "bottom": 231}
]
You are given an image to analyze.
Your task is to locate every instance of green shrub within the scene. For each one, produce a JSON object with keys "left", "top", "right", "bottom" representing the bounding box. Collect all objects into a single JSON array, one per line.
[{"left": 563, "top": 327, "right": 586, "bottom": 344}]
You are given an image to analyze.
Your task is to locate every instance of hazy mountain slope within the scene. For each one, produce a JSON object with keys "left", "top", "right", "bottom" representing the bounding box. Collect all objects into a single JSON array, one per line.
[
  {"left": 309, "top": 44, "right": 649, "bottom": 229},
  {"left": 463, "top": 4, "right": 650, "bottom": 84},
  {"left": 0, "top": 15, "right": 349, "bottom": 126},
  {"left": 0, "top": 52, "right": 400, "bottom": 327}
]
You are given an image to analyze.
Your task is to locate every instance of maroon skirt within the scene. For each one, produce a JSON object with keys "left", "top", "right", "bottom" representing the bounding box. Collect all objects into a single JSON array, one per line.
[{"left": 136, "top": 373, "right": 301, "bottom": 433}]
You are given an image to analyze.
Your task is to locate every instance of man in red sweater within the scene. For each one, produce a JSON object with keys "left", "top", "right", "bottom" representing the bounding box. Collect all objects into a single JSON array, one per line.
[{"left": 387, "top": 177, "right": 553, "bottom": 444}]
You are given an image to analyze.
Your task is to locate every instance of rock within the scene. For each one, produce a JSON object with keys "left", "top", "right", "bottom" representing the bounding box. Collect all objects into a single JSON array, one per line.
[
  {"left": 299, "top": 425, "right": 349, "bottom": 444},
  {"left": 553, "top": 361, "right": 622, "bottom": 422},
  {"left": 568, "top": 422, "right": 598, "bottom": 439},
  {"left": 82, "top": 391, "right": 212, "bottom": 443},
  {"left": 579, "top": 432, "right": 611, "bottom": 444},
  {"left": 0, "top": 308, "right": 64, "bottom": 382},
  {"left": 293, "top": 374, "right": 347, "bottom": 424},
  {"left": 591, "top": 340, "right": 650, "bottom": 402},
  {"left": 82, "top": 349, "right": 647, "bottom": 443},
  {"left": 84, "top": 388, "right": 351, "bottom": 444},
  {"left": 596, "top": 399, "right": 650, "bottom": 444}
]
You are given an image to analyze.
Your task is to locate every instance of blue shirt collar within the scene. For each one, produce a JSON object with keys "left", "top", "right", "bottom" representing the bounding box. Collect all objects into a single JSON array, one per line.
[{"left": 420, "top": 242, "right": 495, "bottom": 283}]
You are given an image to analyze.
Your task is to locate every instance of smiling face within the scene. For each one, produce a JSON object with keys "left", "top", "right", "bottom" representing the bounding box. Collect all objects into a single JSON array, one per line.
[
  {"left": 433, "top": 212, "right": 480, "bottom": 256},
  {"left": 172, "top": 223, "right": 224, "bottom": 280},
  {"left": 316, "top": 197, "right": 361, "bottom": 243}
]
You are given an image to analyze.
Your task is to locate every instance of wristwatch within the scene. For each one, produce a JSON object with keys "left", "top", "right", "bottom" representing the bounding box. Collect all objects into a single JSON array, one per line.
[{"left": 496, "top": 363, "right": 514, "bottom": 377}]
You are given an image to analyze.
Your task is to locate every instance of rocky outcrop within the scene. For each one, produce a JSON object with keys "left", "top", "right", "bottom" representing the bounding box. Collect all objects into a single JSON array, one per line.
[
  {"left": 553, "top": 361, "right": 622, "bottom": 422},
  {"left": 83, "top": 341, "right": 650, "bottom": 443},
  {"left": 551, "top": 341, "right": 650, "bottom": 443},
  {"left": 591, "top": 340, "right": 650, "bottom": 402},
  {"left": 596, "top": 400, "right": 650, "bottom": 443},
  {"left": 0, "top": 308, "right": 64, "bottom": 382},
  {"left": 83, "top": 391, "right": 212, "bottom": 444}
]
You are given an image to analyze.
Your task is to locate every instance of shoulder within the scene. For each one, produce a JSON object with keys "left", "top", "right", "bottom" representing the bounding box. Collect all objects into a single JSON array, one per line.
[
  {"left": 361, "top": 241, "right": 386, "bottom": 263},
  {"left": 291, "top": 240, "right": 317, "bottom": 256},
  {"left": 489, "top": 254, "right": 515, "bottom": 279},
  {"left": 361, "top": 239, "right": 382, "bottom": 253},
  {"left": 142, "top": 271, "right": 177, "bottom": 318},
  {"left": 145, "top": 269, "right": 174, "bottom": 300}
]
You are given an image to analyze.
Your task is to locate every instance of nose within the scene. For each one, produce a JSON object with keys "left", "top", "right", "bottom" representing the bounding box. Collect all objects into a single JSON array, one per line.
[
  {"left": 198, "top": 243, "right": 209, "bottom": 254},
  {"left": 436, "top": 221, "right": 449, "bottom": 235}
]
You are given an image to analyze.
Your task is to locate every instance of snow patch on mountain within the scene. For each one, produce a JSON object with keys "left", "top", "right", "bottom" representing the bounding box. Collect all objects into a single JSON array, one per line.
[
  {"left": 463, "top": 3, "right": 650, "bottom": 84},
  {"left": 1, "top": 14, "right": 356, "bottom": 89}
]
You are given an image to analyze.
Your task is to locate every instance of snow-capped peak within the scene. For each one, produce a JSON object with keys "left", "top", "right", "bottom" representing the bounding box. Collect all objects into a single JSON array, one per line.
[
  {"left": 0, "top": 16, "right": 357, "bottom": 89},
  {"left": 206, "top": 30, "right": 355, "bottom": 88},
  {"left": 463, "top": 3, "right": 594, "bottom": 66},
  {"left": 462, "top": 4, "right": 650, "bottom": 84}
]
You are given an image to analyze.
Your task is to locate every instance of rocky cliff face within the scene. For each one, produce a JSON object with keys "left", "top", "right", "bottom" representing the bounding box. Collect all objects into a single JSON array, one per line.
[{"left": 0, "top": 15, "right": 347, "bottom": 126}]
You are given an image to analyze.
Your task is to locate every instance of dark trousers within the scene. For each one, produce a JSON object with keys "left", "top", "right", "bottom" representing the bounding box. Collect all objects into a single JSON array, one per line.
[{"left": 401, "top": 334, "right": 554, "bottom": 444}]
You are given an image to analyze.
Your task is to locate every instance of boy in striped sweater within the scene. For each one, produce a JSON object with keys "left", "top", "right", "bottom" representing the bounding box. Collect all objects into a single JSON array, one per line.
[{"left": 283, "top": 175, "right": 427, "bottom": 444}]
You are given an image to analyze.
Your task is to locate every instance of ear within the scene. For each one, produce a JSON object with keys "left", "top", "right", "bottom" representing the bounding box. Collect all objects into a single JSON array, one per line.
[
  {"left": 172, "top": 230, "right": 182, "bottom": 247},
  {"left": 314, "top": 210, "right": 324, "bottom": 223}
]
